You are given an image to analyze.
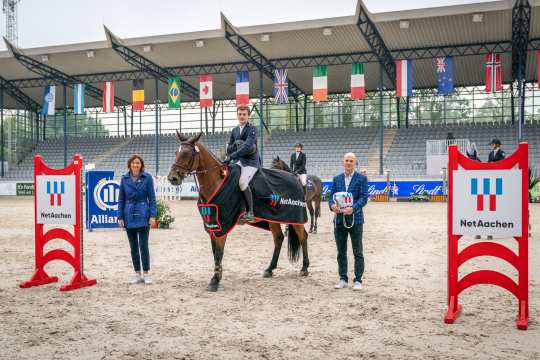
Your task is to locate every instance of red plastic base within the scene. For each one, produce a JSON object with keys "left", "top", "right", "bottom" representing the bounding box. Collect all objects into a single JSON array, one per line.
[
  {"left": 19, "top": 268, "right": 58, "bottom": 288},
  {"left": 59, "top": 272, "right": 97, "bottom": 292},
  {"left": 444, "top": 296, "right": 462, "bottom": 324},
  {"left": 20, "top": 268, "right": 96, "bottom": 291},
  {"left": 516, "top": 300, "right": 528, "bottom": 330}
]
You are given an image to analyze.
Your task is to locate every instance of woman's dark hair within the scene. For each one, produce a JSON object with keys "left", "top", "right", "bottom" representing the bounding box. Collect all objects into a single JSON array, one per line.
[{"left": 127, "top": 154, "right": 145, "bottom": 172}]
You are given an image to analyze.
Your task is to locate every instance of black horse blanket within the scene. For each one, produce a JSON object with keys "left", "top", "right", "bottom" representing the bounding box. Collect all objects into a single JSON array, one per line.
[{"left": 197, "top": 165, "right": 307, "bottom": 237}]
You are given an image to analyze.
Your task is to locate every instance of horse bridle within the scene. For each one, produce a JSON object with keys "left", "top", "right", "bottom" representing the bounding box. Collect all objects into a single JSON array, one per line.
[
  {"left": 171, "top": 142, "right": 202, "bottom": 180},
  {"left": 171, "top": 141, "right": 224, "bottom": 180}
]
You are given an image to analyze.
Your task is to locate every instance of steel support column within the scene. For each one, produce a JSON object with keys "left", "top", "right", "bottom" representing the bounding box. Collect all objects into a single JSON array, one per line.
[
  {"left": 510, "top": 82, "right": 516, "bottom": 125},
  {"left": 303, "top": 95, "right": 308, "bottom": 131},
  {"left": 0, "top": 84, "right": 4, "bottom": 177},
  {"left": 379, "top": 63, "right": 384, "bottom": 175},
  {"left": 295, "top": 98, "right": 299, "bottom": 131},
  {"left": 405, "top": 97, "right": 410, "bottom": 128},
  {"left": 259, "top": 69, "right": 264, "bottom": 163},
  {"left": 123, "top": 107, "right": 127, "bottom": 137},
  {"left": 396, "top": 97, "right": 400, "bottom": 128},
  {"left": 155, "top": 77, "right": 160, "bottom": 175},
  {"left": 519, "top": 80, "right": 526, "bottom": 141},
  {"left": 63, "top": 83, "right": 68, "bottom": 167}
]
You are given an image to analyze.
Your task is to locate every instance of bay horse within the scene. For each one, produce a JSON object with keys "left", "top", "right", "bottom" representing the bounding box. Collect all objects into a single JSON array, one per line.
[
  {"left": 271, "top": 156, "right": 323, "bottom": 234},
  {"left": 167, "top": 132, "right": 309, "bottom": 292}
]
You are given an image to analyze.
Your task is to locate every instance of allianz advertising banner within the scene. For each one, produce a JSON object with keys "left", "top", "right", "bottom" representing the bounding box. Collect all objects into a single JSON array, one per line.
[
  {"left": 321, "top": 180, "right": 445, "bottom": 198},
  {"left": 85, "top": 170, "right": 120, "bottom": 229}
]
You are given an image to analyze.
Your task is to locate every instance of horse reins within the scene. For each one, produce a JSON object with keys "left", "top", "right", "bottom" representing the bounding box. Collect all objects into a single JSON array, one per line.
[{"left": 172, "top": 142, "right": 225, "bottom": 183}]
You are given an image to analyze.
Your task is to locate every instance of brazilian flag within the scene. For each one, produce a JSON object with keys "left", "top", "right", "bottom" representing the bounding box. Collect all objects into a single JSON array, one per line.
[{"left": 168, "top": 77, "right": 181, "bottom": 108}]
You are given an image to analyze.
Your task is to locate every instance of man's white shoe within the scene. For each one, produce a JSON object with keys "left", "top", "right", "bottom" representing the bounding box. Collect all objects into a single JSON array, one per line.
[
  {"left": 334, "top": 279, "right": 347, "bottom": 289},
  {"left": 130, "top": 274, "right": 142, "bottom": 284},
  {"left": 353, "top": 281, "right": 362, "bottom": 291},
  {"left": 143, "top": 275, "right": 153, "bottom": 285}
]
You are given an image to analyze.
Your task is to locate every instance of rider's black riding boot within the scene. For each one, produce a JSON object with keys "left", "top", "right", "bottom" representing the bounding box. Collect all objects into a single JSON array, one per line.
[
  {"left": 303, "top": 186, "right": 307, "bottom": 196},
  {"left": 241, "top": 187, "right": 255, "bottom": 223}
]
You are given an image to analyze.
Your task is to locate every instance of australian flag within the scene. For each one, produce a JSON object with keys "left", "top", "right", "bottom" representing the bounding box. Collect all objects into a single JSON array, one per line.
[
  {"left": 273, "top": 69, "right": 288, "bottom": 104},
  {"left": 436, "top": 56, "right": 454, "bottom": 95}
]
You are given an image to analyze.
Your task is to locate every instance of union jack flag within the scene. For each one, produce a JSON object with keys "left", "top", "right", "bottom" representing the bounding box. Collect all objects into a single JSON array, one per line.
[{"left": 274, "top": 69, "right": 288, "bottom": 104}]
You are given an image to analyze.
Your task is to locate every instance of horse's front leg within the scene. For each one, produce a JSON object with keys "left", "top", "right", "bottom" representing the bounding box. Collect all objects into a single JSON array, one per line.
[
  {"left": 264, "top": 223, "right": 284, "bottom": 278},
  {"left": 209, "top": 235, "right": 226, "bottom": 292}
]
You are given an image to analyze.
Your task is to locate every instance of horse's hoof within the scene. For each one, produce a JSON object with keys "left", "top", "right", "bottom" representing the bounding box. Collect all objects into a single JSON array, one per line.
[
  {"left": 263, "top": 270, "right": 273, "bottom": 278},
  {"left": 308, "top": 229, "right": 313, "bottom": 233},
  {"left": 313, "top": 229, "right": 317, "bottom": 234},
  {"left": 208, "top": 283, "right": 219, "bottom": 292},
  {"left": 299, "top": 270, "right": 309, "bottom": 277}
]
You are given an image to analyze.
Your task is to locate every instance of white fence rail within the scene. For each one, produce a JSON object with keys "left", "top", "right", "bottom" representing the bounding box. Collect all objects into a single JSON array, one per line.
[
  {"left": 426, "top": 139, "right": 470, "bottom": 156},
  {"left": 154, "top": 176, "right": 199, "bottom": 200}
]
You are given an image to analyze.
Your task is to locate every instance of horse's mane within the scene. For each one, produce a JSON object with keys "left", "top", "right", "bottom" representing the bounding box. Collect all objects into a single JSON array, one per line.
[{"left": 195, "top": 141, "right": 223, "bottom": 166}]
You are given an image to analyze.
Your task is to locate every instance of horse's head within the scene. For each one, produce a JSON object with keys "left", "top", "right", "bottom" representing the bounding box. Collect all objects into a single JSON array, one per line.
[
  {"left": 271, "top": 155, "right": 283, "bottom": 169},
  {"left": 271, "top": 156, "right": 291, "bottom": 172},
  {"left": 168, "top": 131, "right": 202, "bottom": 185}
]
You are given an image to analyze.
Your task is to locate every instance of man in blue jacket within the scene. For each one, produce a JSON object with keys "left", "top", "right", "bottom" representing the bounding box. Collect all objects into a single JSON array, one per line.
[
  {"left": 225, "top": 105, "right": 261, "bottom": 223},
  {"left": 328, "top": 152, "right": 368, "bottom": 291}
]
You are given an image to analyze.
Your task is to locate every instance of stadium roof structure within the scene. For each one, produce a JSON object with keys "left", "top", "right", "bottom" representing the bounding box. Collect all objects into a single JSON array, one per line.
[{"left": 0, "top": 0, "right": 539, "bottom": 109}]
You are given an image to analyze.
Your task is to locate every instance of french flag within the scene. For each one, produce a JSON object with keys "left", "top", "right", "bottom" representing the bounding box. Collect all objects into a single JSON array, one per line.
[
  {"left": 236, "top": 71, "right": 249, "bottom": 105},
  {"left": 395, "top": 59, "right": 413, "bottom": 97}
]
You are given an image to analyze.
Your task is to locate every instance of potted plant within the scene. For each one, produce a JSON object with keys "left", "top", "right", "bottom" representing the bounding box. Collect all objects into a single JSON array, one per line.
[
  {"left": 529, "top": 168, "right": 540, "bottom": 203},
  {"left": 156, "top": 199, "right": 175, "bottom": 229}
]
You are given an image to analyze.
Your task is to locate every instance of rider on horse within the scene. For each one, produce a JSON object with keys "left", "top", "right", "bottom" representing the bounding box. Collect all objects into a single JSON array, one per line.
[
  {"left": 290, "top": 143, "right": 307, "bottom": 195},
  {"left": 224, "top": 105, "right": 260, "bottom": 223}
]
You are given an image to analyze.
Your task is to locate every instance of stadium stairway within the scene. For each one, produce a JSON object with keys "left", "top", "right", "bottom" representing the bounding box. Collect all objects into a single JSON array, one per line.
[{"left": 365, "top": 128, "right": 397, "bottom": 175}]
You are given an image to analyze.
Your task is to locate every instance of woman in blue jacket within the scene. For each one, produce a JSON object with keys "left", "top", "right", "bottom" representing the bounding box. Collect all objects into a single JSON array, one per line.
[{"left": 117, "top": 154, "right": 157, "bottom": 285}]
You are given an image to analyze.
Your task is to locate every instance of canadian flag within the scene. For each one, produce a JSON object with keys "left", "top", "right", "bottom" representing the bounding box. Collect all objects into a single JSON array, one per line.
[{"left": 199, "top": 75, "right": 213, "bottom": 108}]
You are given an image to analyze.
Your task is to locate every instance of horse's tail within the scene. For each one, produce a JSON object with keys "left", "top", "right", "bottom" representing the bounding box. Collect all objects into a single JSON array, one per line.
[{"left": 287, "top": 225, "right": 301, "bottom": 263}]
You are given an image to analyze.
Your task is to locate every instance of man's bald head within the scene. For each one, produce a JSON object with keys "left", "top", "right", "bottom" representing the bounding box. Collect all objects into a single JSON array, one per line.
[
  {"left": 343, "top": 152, "right": 357, "bottom": 174},
  {"left": 343, "top": 152, "right": 357, "bottom": 162}
]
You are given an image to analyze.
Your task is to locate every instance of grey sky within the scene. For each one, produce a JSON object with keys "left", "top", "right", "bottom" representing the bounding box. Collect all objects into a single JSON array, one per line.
[{"left": 0, "top": 0, "right": 493, "bottom": 50}]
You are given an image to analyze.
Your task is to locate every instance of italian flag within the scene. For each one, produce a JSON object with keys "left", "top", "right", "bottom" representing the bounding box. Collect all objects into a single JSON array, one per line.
[
  {"left": 312, "top": 65, "right": 327, "bottom": 102},
  {"left": 351, "top": 63, "right": 365, "bottom": 100}
]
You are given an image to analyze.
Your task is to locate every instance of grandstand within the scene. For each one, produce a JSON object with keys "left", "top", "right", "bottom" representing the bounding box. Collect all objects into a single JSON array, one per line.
[
  {"left": 3, "top": 122, "right": 539, "bottom": 181},
  {"left": 1, "top": 0, "right": 540, "bottom": 184}
]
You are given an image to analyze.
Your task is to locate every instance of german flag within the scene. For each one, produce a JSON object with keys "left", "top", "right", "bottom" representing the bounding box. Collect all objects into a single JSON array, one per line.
[{"left": 132, "top": 79, "right": 145, "bottom": 111}]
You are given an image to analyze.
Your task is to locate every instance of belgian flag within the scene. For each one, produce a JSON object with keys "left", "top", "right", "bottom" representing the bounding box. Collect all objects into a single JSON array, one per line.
[{"left": 132, "top": 79, "right": 145, "bottom": 111}]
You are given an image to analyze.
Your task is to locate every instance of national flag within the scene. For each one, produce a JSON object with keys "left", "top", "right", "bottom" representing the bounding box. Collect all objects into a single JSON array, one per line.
[
  {"left": 312, "top": 65, "right": 328, "bottom": 102},
  {"left": 73, "top": 83, "right": 85, "bottom": 114},
  {"left": 485, "top": 53, "right": 502, "bottom": 93},
  {"left": 132, "top": 79, "right": 145, "bottom": 111},
  {"left": 395, "top": 59, "right": 412, "bottom": 97},
  {"left": 235, "top": 71, "right": 249, "bottom": 105},
  {"left": 42, "top": 85, "right": 55, "bottom": 116},
  {"left": 102, "top": 81, "right": 115, "bottom": 113},
  {"left": 199, "top": 75, "right": 213, "bottom": 108},
  {"left": 274, "top": 69, "right": 288, "bottom": 104},
  {"left": 168, "top": 77, "right": 181, "bottom": 108},
  {"left": 436, "top": 56, "right": 454, "bottom": 96},
  {"left": 351, "top": 63, "right": 365, "bottom": 100}
]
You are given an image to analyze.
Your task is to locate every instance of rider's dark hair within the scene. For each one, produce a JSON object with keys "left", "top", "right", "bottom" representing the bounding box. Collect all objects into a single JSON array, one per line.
[{"left": 237, "top": 105, "right": 251, "bottom": 114}]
